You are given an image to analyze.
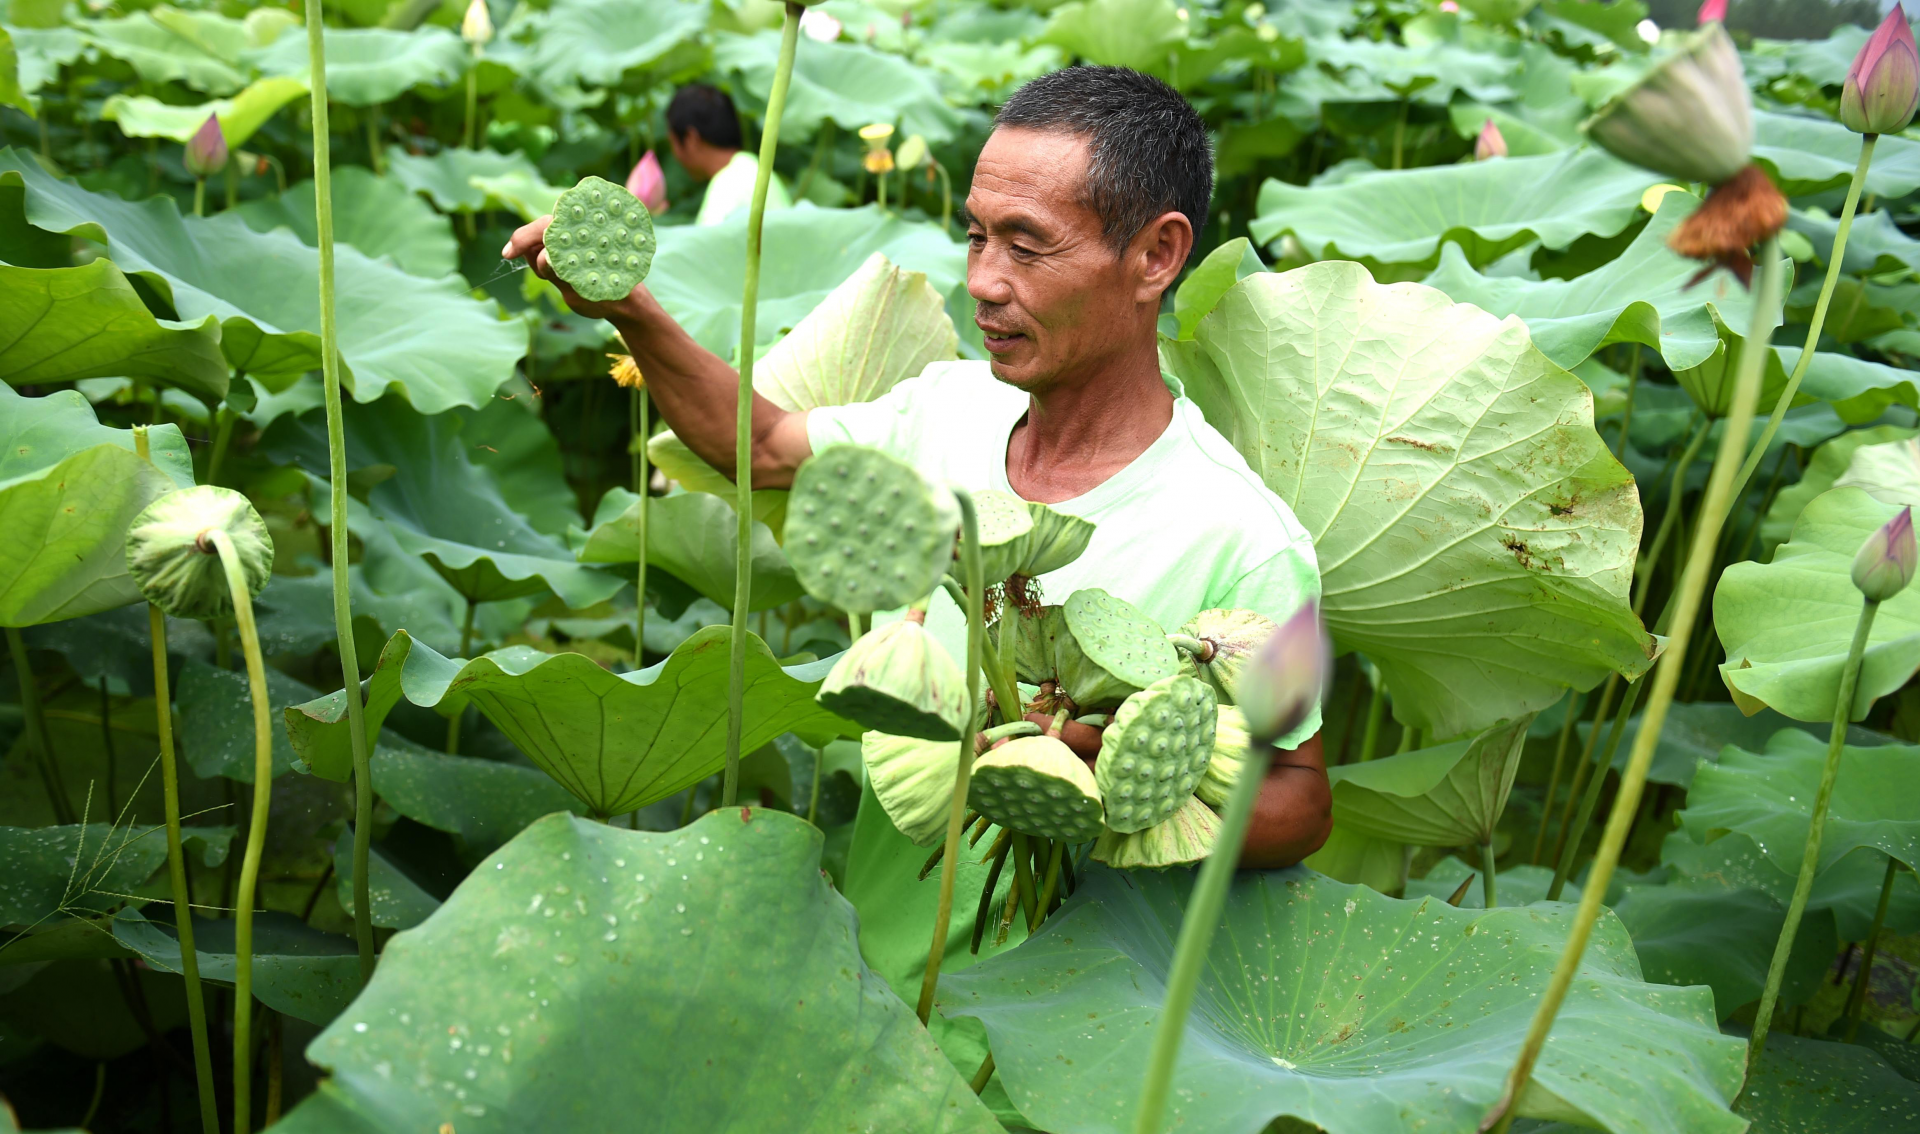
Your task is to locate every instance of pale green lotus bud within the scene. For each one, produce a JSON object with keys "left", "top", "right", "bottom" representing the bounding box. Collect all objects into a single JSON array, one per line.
[
  {"left": 126, "top": 486, "right": 274, "bottom": 620},
  {"left": 1852, "top": 506, "right": 1916, "bottom": 602},
  {"left": 1583, "top": 24, "right": 1752, "bottom": 186},
  {"left": 183, "top": 114, "right": 227, "bottom": 179},
  {"left": 1236, "top": 601, "right": 1328, "bottom": 747},
  {"left": 1840, "top": 8, "right": 1919, "bottom": 137},
  {"left": 817, "top": 617, "right": 969, "bottom": 740}
]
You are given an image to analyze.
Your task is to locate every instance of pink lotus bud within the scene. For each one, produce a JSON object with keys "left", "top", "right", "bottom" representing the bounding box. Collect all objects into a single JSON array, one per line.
[
  {"left": 1841, "top": 8, "right": 1919, "bottom": 136},
  {"left": 1440, "top": 0, "right": 1459, "bottom": 10},
  {"left": 1475, "top": 119, "right": 1507, "bottom": 160},
  {"left": 184, "top": 114, "right": 227, "bottom": 179},
  {"left": 1696, "top": 0, "right": 1725, "bottom": 25},
  {"left": 626, "top": 150, "right": 668, "bottom": 214},
  {"left": 1852, "top": 506, "right": 1916, "bottom": 602},
  {"left": 1235, "top": 601, "right": 1329, "bottom": 747}
]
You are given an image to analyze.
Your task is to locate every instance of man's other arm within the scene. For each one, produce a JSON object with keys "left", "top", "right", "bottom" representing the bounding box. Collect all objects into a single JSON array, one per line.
[{"left": 502, "top": 217, "right": 812, "bottom": 488}]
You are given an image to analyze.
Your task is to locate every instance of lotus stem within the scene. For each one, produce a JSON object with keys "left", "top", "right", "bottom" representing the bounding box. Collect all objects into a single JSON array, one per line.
[
  {"left": 916, "top": 486, "right": 984, "bottom": 1023},
  {"left": 1633, "top": 409, "right": 1709, "bottom": 614},
  {"left": 1747, "top": 595, "right": 1879, "bottom": 1071},
  {"left": 1532, "top": 692, "right": 1580, "bottom": 863},
  {"left": 305, "top": 0, "right": 377, "bottom": 986},
  {"left": 723, "top": 2, "right": 802, "bottom": 808},
  {"left": 210, "top": 526, "right": 271, "bottom": 1134},
  {"left": 1482, "top": 237, "right": 1784, "bottom": 1134},
  {"left": 1133, "top": 740, "right": 1275, "bottom": 1134},
  {"left": 633, "top": 387, "right": 649, "bottom": 656},
  {"left": 1842, "top": 854, "right": 1899, "bottom": 1042},
  {"left": 7, "top": 626, "right": 73, "bottom": 824},
  {"left": 1480, "top": 840, "right": 1499, "bottom": 909}
]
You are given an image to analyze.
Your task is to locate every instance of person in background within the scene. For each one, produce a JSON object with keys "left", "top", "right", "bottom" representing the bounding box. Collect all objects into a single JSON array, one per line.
[{"left": 665, "top": 83, "right": 793, "bottom": 226}]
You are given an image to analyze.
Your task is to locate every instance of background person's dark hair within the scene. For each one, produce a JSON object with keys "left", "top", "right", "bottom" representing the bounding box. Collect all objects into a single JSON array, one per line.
[
  {"left": 666, "top": 84, "right": 744, "bottom": 150},
  {"left": 994, "top": 66, "right": 1213, "bottom": 265}
]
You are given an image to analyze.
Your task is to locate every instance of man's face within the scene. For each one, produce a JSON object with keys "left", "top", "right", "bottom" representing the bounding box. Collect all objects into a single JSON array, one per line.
[{"left": 965, "top": 128, "right": 1142, "bottom": 391}]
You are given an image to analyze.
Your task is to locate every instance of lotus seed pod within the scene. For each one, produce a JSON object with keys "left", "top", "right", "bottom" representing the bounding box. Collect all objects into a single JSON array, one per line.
[
  {"left": 1583, "top": 24, "right": 1752, "bottom": 186},
  {"left": 785, "top": 444, "right": 961, "bottom": 614},
  {"left": 816, "top": 619, "right": 970, "bottom": 740},
  {"left": 1011, "top": 604, "right": 1067, "bottom": 687},
  {"left": 974, "top": 489, "right": 1038, "bottom": 585},
  {"left": 125, "top": 486, "right": 274, "bottom": 620},
  {"left": 1095, "top": 674, "right": 1217, "bottom": 832},
  {"left": 1055, "top": 588, "right": 1179, "bottom": 711},
  {"left": 969, "top": 735, "right": 1105, "bottom": 843},
  {"left": 1175, "top": 608, "right": 1279, "bottom": 705},
  {"left": 1092, "top": 795, "right": 1220, "bottom": 869},
  {"left": 543, "top": 176, "right": 656, "bottom": 303},
  {"left": 862, "top": 730, "right": 961, "bottom": 847},
  {"left": 1195, "top": 705, "right": 1250, "bottom": 809}
]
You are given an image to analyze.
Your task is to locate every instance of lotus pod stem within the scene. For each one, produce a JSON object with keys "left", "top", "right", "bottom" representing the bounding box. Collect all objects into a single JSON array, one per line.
[
  {"left": 304, "top": 0, "right": 377, "bottom": 988},
  {"left": 1481, "top": 237, "right": 1785, "bottom": 1134},
  {"left": 917, "top": 488, "right": 985, "bottom": 1023},
  {"left": 724, "top": 1, "right": 803, "bottom": 807},
  {"left": 1746, "top": 596, "right": 1879, "bottom": 1071}
]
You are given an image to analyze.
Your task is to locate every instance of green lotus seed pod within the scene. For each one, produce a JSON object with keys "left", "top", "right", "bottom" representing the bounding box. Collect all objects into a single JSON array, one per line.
[
  {"left": 816, "top": 619, "right": 969, "bottom": 740},
  {"left": 1195, "top": 705, "right": 1249, "bottom": 809},
  {"left": 1175, "top": 608, "right": 1279, "bottom": 705},
  {"left": 785, "top": 444, "right": 961, "bottom": 614},
  {"left": 969, "top": 735, "right": 1105, "bottom": 843},
  {"left": 1055, "top": 588, "right": 1179, "bottom": 711},
  {"left": 543, "top": 176, "right": 655, "bottom": 302},
  {"left": 1092, "top": 795, "right": 1220, "bottom": 869},
  {"left": 862, "top": 730, "right": 962, "bottom": 847},
  {"left": 974, "top": 489, "right": 1037, "bottom": 584},
  {"left": 125, "top": 486, "right": 274, "bottom": 620},
  {"left": 1095, "top": 673, "right": 1217, "bottom": 832},
  {"left": 1010, "top": 604, "right": 1066, "bottom": 687}
]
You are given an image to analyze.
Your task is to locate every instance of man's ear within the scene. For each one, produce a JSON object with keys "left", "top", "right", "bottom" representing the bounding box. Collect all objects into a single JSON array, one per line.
[{"left": 1132, "top": 210, "right": 1194, "bottom": 305}]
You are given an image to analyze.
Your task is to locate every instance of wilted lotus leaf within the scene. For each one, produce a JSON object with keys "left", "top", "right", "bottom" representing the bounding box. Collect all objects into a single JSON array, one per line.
[
  {"left": 1092, "top": 795, "right": 1220, "bottom": 869},
  {"left": 1195, "top": 704, "right": 1249, "bottom": 808},
  {"left": 543, "top": 175, "right": 654, "bottom": 302},
  {"left": 969, "top": 735, "right": 1104, "bottom": 843},
  {"left": 1095, "top": 674, "right": 1217, "bottom": 833},
  {"left": 1176, "top": 607, "right": 1277, "bottom": 704},
  {"left": 125, "top": 485, "right": 273, "bottom": 620},
  {"left": 973, "top": 489, "right": 1037, "bottom": 584},
  {"left": 786, "top": 444, "right": 959, "bottom": 615},
  {"left": 1056, "top": 588, "right": 1180, "bottom": 710},
  {"left": 1326, "top": 716, "right": 1532, "bottom": 847},
  {"left": 861, "top": 730, "right": 961, "bottom": 847},
  {"left": 817, "top": 618, "right": 970, "bottom": 741}
]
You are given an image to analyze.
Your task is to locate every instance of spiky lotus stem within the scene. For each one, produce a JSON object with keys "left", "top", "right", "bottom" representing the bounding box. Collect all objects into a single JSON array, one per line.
[
  {"left": 1480, "top": 238, "right": 1785, "bottom": 1134},
  {"left": 305, "top": 0, "right": 377, "bottom": 987},
  {"left": 723, "top": 2, "right": 803, "bottom": 808}
]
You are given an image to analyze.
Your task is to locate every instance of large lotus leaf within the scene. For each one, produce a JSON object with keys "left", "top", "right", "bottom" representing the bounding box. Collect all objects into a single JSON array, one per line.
[
  {"left": 1678, "top": 728, "right": 1919, "bottom": 876},
  {"left": 1326, "top": 716, "right": 1530, "bottom": 846},
  {"left": 942, "top": 865, "right": 1745, "bottom": 1134},
  {"left": 263, "top": 398, "right": 617, "bottom": 609},
  {"left": 576, "top": 488, "right": 800, "bottom": 612},
  {"left": 242, "top": 26, "right": 465, "bottom": 106},
  {"left": 714, "top": 32, "right": 964, "bottom": 146},
  {"left": 1035, "top": 0, "right": 1186, "bottom": 73},
  {"left": 99, "top": 75, "right": 306, "bottom": 150},
  {"left": 0, "top": 386, "right": 193, "bottom": 627},
  {"left": 1716, "top": 487, "right": 1920, "bottom": 721},
  {"left": 1248, "top": 147, "right": 1657, "bottom": 275},
  {"left": 648, "top": 203, "right": 966, "bottom": 363},
  {"left": 1738, "top": 1032, "right": 1920, "bottom": 1132},
  {"left": 370, "top": 739, "right": 584, "bottom": 853},
  {"left": 509, "top": 0, "right": 706, "bottom": 92},
  {"left": 1762, "top": 425, "right": 1919, "bottom": 554},
  {"left": 112, "top": 907, "right": 359, "bottom": 1027},
  {"left": 0, "top": 824, "right": 168, "bottom": 926},
  {"left": 0, "top": 150, "right": 522, "bottom": 412},
  {"left": 1661, "top": 826, "right": 1920, "bottom": 942},
  {"left": 382, "top": 145, "right": 546, "bottom": 214},
  {"left": 1611, "top": 882, "right": 1837, "bottom": 1020},
  {"left": 275, "top": 811, "right": 1001, "bottom": 1133},
  {"left": 282, "top": 627, "right": 857, "bottom": 815},
  {"left": 1752, "top": 110, "right": 1920, "bottom": 199},
  {"left": 236, "top": 166, "right": 458, "bottom": 280},
  {"left": 0, "top": 259, "right": 226, "bottom": 399},
  {"left": 75, "top": 9, "right": 253, "bottom": 94},
  {"left": 1583, "top": 700, "right": 1895, "bottom": 789},
  {"left": 1168, "top": 263, "right": 1652, "bottom": 737}
]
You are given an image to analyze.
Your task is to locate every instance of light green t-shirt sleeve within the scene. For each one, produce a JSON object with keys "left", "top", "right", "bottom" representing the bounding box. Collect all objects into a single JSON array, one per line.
[
  {"left": 1212, "top": 545, "right": 1324, "bottom": 750},
  {"left": 695, "top": 152, "right": 793, "bottom": 226}
]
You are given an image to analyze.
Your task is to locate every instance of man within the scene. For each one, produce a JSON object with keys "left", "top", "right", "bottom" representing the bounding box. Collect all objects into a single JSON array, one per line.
[
  {"left": 664, "top": 83, "right": 792, "bottom": 226},
  {"left": 506, "top": 66, "right": 1331, "bottom": 868}
]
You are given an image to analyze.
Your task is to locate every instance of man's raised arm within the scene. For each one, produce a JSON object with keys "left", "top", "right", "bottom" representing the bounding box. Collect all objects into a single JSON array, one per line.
[{"left": 502, "top": 216, "right": 813, "bottom": 489}]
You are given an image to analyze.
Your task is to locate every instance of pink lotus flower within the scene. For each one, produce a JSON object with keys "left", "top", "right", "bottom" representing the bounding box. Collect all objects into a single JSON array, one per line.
[
  {"left": 1841, "top": 8, "right": 1920, "bottom": 136},
  {"left": 1853, "top": 506, "right": 1916, "bottom": 601},
  {"left": 626, "top": 150, "right": 668, "bottom": 214},
  {"left": 1696, "top": 0, "right": 1726, "bottom": 26},
  {"left": 1475, "top": 118, "right": 1507, "bottom": 160},
  {"left": 183, "top": 113, "right": 227, "bottom": 179},
  {"left": 1236, "top": 601, "right": 1329, "bottom": 747}
]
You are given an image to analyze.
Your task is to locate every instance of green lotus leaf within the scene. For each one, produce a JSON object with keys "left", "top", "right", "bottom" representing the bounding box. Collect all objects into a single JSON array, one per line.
[
  {"left": 382, "top": 145, "right": 547, "bottom": 214},
  {"left": 99, "top": 75, "right": 306, "bottom": 150},
  {"left": 942, "top": 866, "right": 1746, "bottom": 1134},
  {"left": 1248, "top": 147, "right": 1657, "bottom": 276},
  {"left": 76, "top": 8, "right": 253, "bottom": 94},
  {"left": 1737, "top": 1032, "right": 1920, "bottom": 1131},
  {"left": 1678, "top": 728, "right": 1919, "bottom": 877},
  {"left": 112, "top": 907, "right": 359, "bottom": 1027},
  {"left": 576, "top": 488, "right": 801, "bottom": 612},
  {"left": 1404, "top": 855, "right": 1577, "bottom": 907},
  {"left": 715, "top": 31, "right": 964, "bottom": 145},
  {"left": 1661, "top": 827, "right": 1920, "bottom": 941},
  {"left": 1762, "top": 425, "right": 1919, "bottom": 554},
  {"left": 508, "top": 0, "right": 707, "bottom": 93},
  {"left": 1581, "top": 700, "right": 1897, "bottom": 789},
  {"left": 0, "top": 386, "right": 193, "bottom": 627},
  {"left": 0, "top": 824, "right": 169, "bottom": 926},
  {"left": 331, "top": 829, "right": 441, "bottom": 932},
  {"left": 1752, "top": 109, "right": 1920, "bottom": 199},
  {"left": 1716, "top": 487, "right": 1920, "bottom": 721},
  {"left": 237, "top": 166, "right": 459, "bottom": 279},
  {"left": 1327, "top": 716, "right": 1530, "bottom": 846},
  {"left": 1167, "top": 262, "right": 1652, "bottom": 737},
  {"left": 275, "top": 811, "right": 1002, "bottom": 1133},
  {"left": 1610, "top": 881, "right": 1837, "bottom": 1019},
  {"left": 1035, "top": 0, "right": 1187, "bottom": 74},
  {"left": 242, "top": 25, "right": 466, "bottom": 106},
  {"left": 281, "top": 627, "right": 857, "bottom": 815},
  {"left": 0, "top": 150, "right": 523, "bottom": 413},
  {"left": 0, "top": 259, "right": 226, "bottom": 400}
]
